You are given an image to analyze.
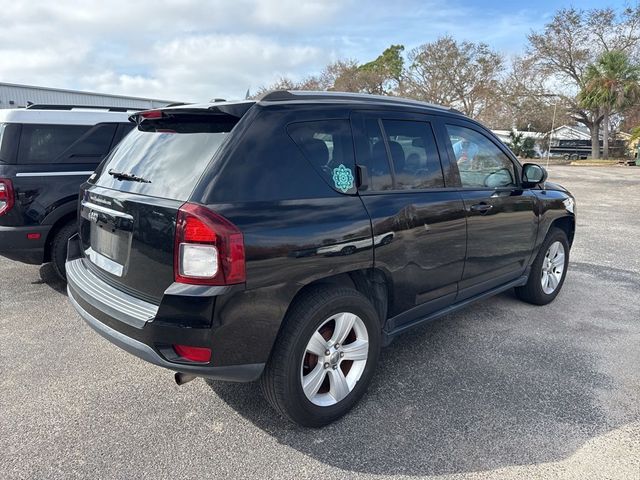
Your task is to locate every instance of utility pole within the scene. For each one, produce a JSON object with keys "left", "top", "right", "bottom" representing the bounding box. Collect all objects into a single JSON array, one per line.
[{"left": 547, "top": 101, "right": 558, "bottom": 169}]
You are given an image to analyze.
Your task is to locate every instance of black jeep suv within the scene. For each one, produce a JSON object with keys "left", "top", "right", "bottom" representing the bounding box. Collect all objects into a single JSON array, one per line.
[
  {"left": 0, "top": 105, "right": 134, "bottom": 279},
  {"left": 66, "top": 91, "right": 575, "bottom": 427}
]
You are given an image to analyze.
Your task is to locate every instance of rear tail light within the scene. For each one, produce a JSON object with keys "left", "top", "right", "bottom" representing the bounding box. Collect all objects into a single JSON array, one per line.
[
  {"left": 139, "top": 109, "right": 164, "bottom": 119},
  {"left": 174, "top": 203, "right": 245, "bottom": 285},
  {"left": 173, "top": 344, "right": 212, "bottom": 363},
  {"left": 0, "top": 179, "right": 15, "bottom": 216}
]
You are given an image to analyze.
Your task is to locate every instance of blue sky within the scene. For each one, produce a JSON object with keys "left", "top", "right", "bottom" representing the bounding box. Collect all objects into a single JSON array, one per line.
[{"left": 0, "top": 0, "right": 634, "bottom": 102}]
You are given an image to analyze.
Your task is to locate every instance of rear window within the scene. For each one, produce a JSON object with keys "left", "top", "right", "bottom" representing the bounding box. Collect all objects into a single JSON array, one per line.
[
  {"left": 93, "top": 115, "right": 236, "bottom": 201},
  {"left": 18, "top": 124, "right": 90, "bottom": 164}
]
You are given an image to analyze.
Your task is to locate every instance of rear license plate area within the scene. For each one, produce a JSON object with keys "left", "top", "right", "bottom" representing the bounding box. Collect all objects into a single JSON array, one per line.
[{"left": 88, "top": 222, "right": 131, "bottom": 276}]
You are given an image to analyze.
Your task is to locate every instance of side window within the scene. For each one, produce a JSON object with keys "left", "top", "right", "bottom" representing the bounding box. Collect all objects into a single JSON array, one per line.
[
  {"left": 380, "top": 119, "right": 444, "bottom": 190},
  {"left": 60, "top": 123, "right": 118, "bottom": 163},
  {"left": 446, "top": 124, "right": 517, "bottom": 188},
  {"left": 362, "top": 118, "right": 393, "bottom": 191},
  {"left": 112, "top": 123, "right": 135, "bottom": 147},
  {"left": 211, "top": 112, "right": 334, "bottom": 202},
  {"left": 18, "top": 125, "right": 89, "bottom": 164},
  {"left": 356, "top": 117, "right": 444, "bottom": 191},
  {"left": 287, "top": 119, "right": 357, "bottom": 194},
  {"left": 0, "top": 123, "right": 21, "bottom": 164}
]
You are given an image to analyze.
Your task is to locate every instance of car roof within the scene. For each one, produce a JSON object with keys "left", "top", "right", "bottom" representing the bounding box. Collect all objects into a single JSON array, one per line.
[
  {"left": 258, "top": 90, "right": 454, "bottom": 112},
  {"left": 0, "top": 107, "right": 136, "bottom": 125},
  {"left": 152, "top": 91, "right": 459, "bottom": 118}
]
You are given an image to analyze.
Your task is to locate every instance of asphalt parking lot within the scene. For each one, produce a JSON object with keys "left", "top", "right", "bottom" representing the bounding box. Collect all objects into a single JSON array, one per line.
[{"left": 1, "top": 165, "right": 639, "bottom": 480}]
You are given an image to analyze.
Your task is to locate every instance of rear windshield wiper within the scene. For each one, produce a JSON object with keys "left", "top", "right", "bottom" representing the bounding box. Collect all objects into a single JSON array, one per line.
[{"left": 108, "top": 169, "right": 151, "bottom": 183}]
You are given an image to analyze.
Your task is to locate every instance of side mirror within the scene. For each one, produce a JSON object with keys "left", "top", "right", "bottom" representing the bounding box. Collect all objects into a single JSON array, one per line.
[{"left": 522, "top": 163, "right": 548, "bottom": 186}]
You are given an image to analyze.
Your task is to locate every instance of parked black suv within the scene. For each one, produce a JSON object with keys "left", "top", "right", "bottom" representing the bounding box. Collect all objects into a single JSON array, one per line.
[
  {"left": 66, "top": 91, "right": 576, "bottom": 426},
  {"left": 0, "top": 105, "right": 135, "bottom": 279}
]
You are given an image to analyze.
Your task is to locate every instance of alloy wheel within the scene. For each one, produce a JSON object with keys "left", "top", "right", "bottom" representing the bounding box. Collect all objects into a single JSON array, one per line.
[
  {"left": 300, "top": 312, "right": 369, "bottom": 406},
  {"left": 541, "top": 240, "right": 565, "bottom": 294}
]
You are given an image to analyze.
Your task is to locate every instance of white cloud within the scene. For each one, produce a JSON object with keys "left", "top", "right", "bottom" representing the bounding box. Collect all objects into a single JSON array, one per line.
[
  {"left": 0, "top": 0, "right": 547, "bottom": 102},
  {"left": 82, "top": 34, "right": 325, "bottom": 101}
]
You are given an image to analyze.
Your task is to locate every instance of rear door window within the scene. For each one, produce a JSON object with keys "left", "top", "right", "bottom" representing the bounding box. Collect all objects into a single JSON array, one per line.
[
  {"left": 287, "top": 119, "right": 357, "bottom": 194},
  {"left": 361, "top": 118, "right": 393, "bottom": 191},
  {"left": 355, "top": 116, "right": 445, "bottom": 191},
  {"left": 93, "top": 115, "right": 237, "bottom": 201},
  {"left": 18, "top": 125, "right": 89, "bottom": 164},
  {"left": 380, "top": 119, "right": 444, "bottom": 190}
]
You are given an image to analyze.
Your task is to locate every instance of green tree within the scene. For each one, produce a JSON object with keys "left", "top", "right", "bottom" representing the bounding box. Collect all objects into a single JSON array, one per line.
[
  {"left": 507, "top": 130, "right": 537, "bottom": 158},
  {"left": 579, "top": 51, "right": 640, "bottom": 158},
  {"left": 356, "top": 44, "right": 405, "bottom": 94},
  {"left": 253, "top": 46, "right": 405, "bottom": 97}
]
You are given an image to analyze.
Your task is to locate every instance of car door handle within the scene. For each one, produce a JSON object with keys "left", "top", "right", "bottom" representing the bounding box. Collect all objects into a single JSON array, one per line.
[{"left": 470, "top": 203, "right": 493, "bottom": 214}]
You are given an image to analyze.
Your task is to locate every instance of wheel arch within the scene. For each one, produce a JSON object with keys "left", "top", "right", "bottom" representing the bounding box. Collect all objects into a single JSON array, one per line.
[
  {"left": 286, "top": 268, "right": 391, "bottom": 328},
  {"left": 262, "top": 268, "right": 392, "bottom": 362},
  {"left": 42, "top": 204, "right": 78, "bottom": 262},
  {"left": 549, "top": 215, "right": 575, "bottom": 248}
]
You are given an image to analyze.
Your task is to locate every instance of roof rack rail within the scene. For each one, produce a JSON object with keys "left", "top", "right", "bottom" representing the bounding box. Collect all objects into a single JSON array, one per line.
[
  {"left": 258, "top": 90, "right": 451, "bottom": 111},
  {"left": 25, "top": 104, "right": 145, "bottom": 112}
]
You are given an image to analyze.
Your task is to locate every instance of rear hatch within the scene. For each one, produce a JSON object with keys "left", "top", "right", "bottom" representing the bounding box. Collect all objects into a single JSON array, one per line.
[{"left": 78, "top": 106, "right": 250, "bottom": 303}]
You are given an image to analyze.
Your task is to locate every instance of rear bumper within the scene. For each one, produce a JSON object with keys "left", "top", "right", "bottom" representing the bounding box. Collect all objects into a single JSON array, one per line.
[
  {"left": 66, "top": 235, "right": 264, "bottom": 382},
  {"left": 68, "top": 289, "right": 264, "bottom": 381},
  {"left": 0, "top": 224, "right": 50, "bottom": 264}
]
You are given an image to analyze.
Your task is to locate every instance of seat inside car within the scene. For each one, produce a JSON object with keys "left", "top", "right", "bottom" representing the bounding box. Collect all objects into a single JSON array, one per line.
[{"left": 303, "top": 138, "right": 330, "bottom": 169}]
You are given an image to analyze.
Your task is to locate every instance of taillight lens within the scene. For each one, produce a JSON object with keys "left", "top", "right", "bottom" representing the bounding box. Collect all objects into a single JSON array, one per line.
[
  {"left": 139, "top": 109, "right": 164, "bottom": 119},
  {"left": 173, "top": 344, "right": 212, "bottom": 363},
  {"left": 0, "top": 179, "right": 15, "bottom": 216},
  {"left": 174, "top": 203, "right": 245, "bottom": 285}
]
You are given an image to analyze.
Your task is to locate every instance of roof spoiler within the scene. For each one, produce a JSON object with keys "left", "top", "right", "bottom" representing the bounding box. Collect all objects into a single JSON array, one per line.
[{"left": 129, "top": 101, "right": 255, "bottom": 124}]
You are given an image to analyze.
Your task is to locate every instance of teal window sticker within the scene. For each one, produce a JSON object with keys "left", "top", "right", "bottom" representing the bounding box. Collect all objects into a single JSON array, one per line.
[{"left": 332, "top": 164, "right": 355, "bottom": 193}]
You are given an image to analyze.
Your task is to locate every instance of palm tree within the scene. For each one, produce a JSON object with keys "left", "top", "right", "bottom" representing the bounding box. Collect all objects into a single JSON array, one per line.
[{"left": 579, "top": 51, "right": 640, "bottom": 159}]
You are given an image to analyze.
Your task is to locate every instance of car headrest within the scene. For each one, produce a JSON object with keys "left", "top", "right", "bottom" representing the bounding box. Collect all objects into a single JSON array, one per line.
[
  {"left": 303, "top": 138, "right": 330, "bottom": 167},
  {"left": 371, "top": 141, "right": 389, "bottom": 174}
]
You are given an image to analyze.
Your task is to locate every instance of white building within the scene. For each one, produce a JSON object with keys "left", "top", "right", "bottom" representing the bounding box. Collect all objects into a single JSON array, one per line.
[
  {"left": 0, "top": 82, "right": 178, "bottom": 110},
  {"left": 492, "top": 129, "right": 545, "bottom": 145},
  {"left": 547, "top": 125, "right": 591, "bottom": 145}
]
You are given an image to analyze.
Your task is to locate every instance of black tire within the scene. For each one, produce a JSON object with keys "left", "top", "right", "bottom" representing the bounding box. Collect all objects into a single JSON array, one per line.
[
  {"left": 380, "top": 234, "right": 393, "bottom": 245},
  {"left": 50, "top": 221, "right": 77, "bottom": 281},
  {"left": 515, "top": 228, "right": 569, "bottom": 305},
  {"left": 260, "top": 286, "right": 381, "bottom": 427},
  {"left": 340, "top": 246, "right": 357, "bottom": 256}
]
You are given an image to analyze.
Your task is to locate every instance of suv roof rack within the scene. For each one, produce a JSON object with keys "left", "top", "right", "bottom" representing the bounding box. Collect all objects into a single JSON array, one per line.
[
  {"left": 258, "top": 90, "right": 452, "bottom": 111},
  {"left": 25, "top": 104, "right": 144, "bottom": 112}
]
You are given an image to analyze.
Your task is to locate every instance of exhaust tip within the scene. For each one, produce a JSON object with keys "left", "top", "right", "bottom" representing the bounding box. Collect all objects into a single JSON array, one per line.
[{"left": 175, "top": 372, "right": 198, "bottom": 386}]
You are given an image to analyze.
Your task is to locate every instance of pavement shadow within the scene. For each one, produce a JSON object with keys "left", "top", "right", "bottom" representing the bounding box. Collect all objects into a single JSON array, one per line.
[
  {"left": 34, "top": 263, "right": 67, "bottom": 295},
  {"left": 207, "top": 292, "right": 611, "bottom": 476}
]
